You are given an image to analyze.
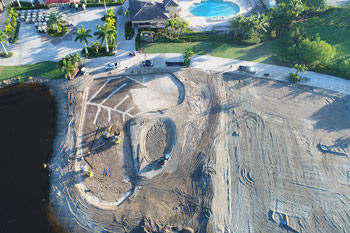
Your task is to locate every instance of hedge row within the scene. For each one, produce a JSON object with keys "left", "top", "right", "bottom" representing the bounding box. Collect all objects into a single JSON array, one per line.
[
  {"left": 313, "top": 66, "right": 350, "bottom": 80},
  {"left": 8, "top": 21, "right": 21, "bottom": 44},
  {"left": 0, "top": 52, "right": 13, "bottom": 58},
  {"left": 135, "top": 32, "right": 140, "bottom": 51},
  {"left": 71, "top": 0, "right": 125, "bottom": 7},
  {"left": 81, "top": 46, "right": 116, "bottom": 58},
  {"left": 10, "top": 2, "right": 49, "bottom": 10},
  {"left": 125, "top": 21, "right": 134, "bottom": 40},
  {"left": 153, "top": 34, "right": 260, "bottom": 45}
]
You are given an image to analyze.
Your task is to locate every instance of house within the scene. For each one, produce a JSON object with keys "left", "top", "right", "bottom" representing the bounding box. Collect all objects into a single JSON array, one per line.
[{"left": 130, "top": 0, "right": 180, "bottom": 28}]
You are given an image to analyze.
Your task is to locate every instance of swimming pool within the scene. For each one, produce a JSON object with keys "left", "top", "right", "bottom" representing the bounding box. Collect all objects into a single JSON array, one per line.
[{"left": 189, "top": 0, "right": 240, "bottom": 18}]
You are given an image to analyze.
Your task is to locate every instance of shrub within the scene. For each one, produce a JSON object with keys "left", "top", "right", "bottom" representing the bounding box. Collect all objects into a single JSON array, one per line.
[
  {"left": 135, "top": 32, "right": 140, "bottom": 51},
  {"left": 48, "top": 25, "right": 67, "bottom": 37},
  {"left": 10, "top": 1, "right": 49, "bottom": 10},
  {"left": 241, "top": 36, "right": 261, "bottom": 45},
  {"left": 290, "top": 72, "right": 301, "bottom": 82},
  {"left": 8, "top": 21, "right": 20, "bottom": 43},
  {"left": 125, "top": 21, "right": 134, "bottom": 40},
  {"left": 70, "top": 0, "right": 125, "bottom": 8},
  {"left": 81, "top": 46, "right": 115, "bottom": 57},
  {"left": 270, "top": 30, "right": 277, "bottom": 39},
  {"left": 0, "top": 52, "right": 13, "bottom": 58}
]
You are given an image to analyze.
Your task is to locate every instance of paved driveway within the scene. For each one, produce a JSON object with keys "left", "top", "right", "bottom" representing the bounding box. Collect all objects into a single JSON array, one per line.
[{"left": 0, "top": 3, "right": 135, "bottom": 65}]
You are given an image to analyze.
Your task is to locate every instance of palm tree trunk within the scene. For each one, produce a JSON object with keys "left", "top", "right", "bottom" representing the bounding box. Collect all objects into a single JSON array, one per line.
[
  {"left": 84, "top": 41, "right": 88, "bottom": 54},
  {"left": 105, "top": 39, "right": 109, "bottom": 53},
  {"left": 1, "top": 42, "right": 9, "bottom": 55},
  {"left": 16, "top": 0, "right": 21, "bottom": 7}
]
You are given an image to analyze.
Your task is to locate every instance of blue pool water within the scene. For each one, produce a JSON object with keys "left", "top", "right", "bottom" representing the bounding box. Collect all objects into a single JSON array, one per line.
[{"left": 189, "top": 0, "right": 240, "bottom": 18}]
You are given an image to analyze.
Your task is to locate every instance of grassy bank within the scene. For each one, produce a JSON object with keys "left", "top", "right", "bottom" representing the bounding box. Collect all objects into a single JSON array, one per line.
[
  {"left": 0, "top": 61, "right": 64, "bottom": 80},
  {"left": 141, "top": 41, "right": 274, "bottom": 64}
]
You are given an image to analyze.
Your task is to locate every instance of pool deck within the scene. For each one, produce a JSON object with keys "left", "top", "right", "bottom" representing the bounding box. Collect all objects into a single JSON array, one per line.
[{"left": 179, "top": 0, "right": 251, "bottom": 31}]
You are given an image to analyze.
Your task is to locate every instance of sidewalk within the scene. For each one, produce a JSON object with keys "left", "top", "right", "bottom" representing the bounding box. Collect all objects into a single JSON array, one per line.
[{"left": 85, "top": 53, "right": 350, "bottom": 95}]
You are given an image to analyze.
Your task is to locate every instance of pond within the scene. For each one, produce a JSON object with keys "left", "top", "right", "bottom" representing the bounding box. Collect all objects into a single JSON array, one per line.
[{"left": 0, "top": 83, "right": 68, "bottom": 233}]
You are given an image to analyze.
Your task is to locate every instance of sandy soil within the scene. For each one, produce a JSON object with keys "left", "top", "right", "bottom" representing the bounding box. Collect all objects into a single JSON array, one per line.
[{"left": 48, "top": 69, "right": 350, "bottom": 233}]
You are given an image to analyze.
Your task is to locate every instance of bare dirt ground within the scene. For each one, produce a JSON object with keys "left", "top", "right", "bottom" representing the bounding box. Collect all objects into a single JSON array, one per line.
[{"left": 49, "top": 68, "right": 350, "bottom": 233}]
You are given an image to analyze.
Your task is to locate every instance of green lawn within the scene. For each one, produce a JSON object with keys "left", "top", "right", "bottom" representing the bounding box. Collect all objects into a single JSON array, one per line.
[
  {"left": 141, "top": 41, "right": 275, "bottom": 64},
  {"left": 273, "top": 8, "right": 350, "bottom": 59},
  {"left": 0, "top": 61, "right": 64, "bottom": 80}
]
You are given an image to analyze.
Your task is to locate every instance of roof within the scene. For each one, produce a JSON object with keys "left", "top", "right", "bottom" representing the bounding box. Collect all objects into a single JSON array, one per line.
[
  {"left": 45, "top": 0, "right": 70, "bottom": 5},
  {"left": 164, "top": 0, "right": 178, "bottom": 7},
  {"left": 130, "top": 0, "right": 177, "bottom": 21}
]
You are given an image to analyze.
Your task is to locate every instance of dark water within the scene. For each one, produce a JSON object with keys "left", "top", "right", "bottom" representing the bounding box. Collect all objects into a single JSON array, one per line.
[{"left": 0, "top": 83, "right": 68, "bottom": 233}]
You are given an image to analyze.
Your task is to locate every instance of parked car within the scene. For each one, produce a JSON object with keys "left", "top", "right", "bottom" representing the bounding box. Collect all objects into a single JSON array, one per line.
[
  {"left": 79, "top": 65, "right": 88, "bottom": 75},
  {"left": 105, "top": 62, "right": 118, "bottom": 70},
  {"left": 141, "top": 60, "right": 153, "bottom": 67},
  {"left": 238, "top": 65, "right": 256, "bottom": 74}
]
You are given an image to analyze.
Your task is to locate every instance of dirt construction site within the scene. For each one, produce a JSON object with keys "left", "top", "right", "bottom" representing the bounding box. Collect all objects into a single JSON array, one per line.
[{"left": 49, "top": 68, "right": 350, "bottom": 233}]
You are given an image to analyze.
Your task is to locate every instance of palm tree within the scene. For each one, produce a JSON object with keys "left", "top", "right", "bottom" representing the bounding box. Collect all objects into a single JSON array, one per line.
[
  {"left": 58, "top": 54, "right": 81, "bottom": 79},
  {"left": 71, "top": 53, "right": 82, "bottom": 67},
  {"left": 4, "top": 23, "right": 15, "bottom": 37},
  {"left": 94, "top": 24, "right": 116, "bottom": 53},
  {"left": 255, "top": 13, "right": 270, "bottom": 33},
  {"left": 73, "top": 25, "right": 92, "bottom": 55},
  {"left": 91, "top": 40, "right": 101, "bottom": 53},
  {"left": 47, "top": 12, "right": 65, "bottom": 33},
  {"left": 15, "top": 0, "right": 21, "bottom": 8},
  {"left": 8, "top": 8, "right": 18, "bottom": 23},
  {"left": 230, "top": 15, "right": 244, "bottom": 37},
  {"left": 59, "top": 59, "right": 76, "bottom": 79},
  {"left": 0, "top": 30, "right": 9, "bottom": 56}
]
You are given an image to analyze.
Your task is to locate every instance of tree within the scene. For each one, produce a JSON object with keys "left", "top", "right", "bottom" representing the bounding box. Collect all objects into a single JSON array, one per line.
[
  {"left": 165, "top": 18, "right": 189, "bottom": 39},
  {"left": 47, "top": 12, "right": 65, "bottom": 33},
  {"left": 4, "top": 22, "right": 15, "bottom": 37},
  {"left": 71, "top": 53, "right": 82, "bottom": 67},
  {"left": 183, "top": 49, "right": 195, "bottom": 67},
  {"left": 15, "top": 0, "right": 21, "bottom": 8},
  {"left": 59, "top": 58, "right": 76, "bottom": 79},
  {"left": 289, "top": 36, "right": 336, "bottom": 67},
  {"left": 105, "top": 17, "right": 116, "bottom": 30},
  {"left": 58, "top": 53, "right": 82, "bottom": 79},
  {"left": 94, "top": 24, "right": 116, "bottom": 53},
  {"left": 255, "top": 13, "right": 270, "bottom": 33},
  {"left": 306, "top": 0, "right": 327, "bottom": 10},
  {"left": 73, "top": 25, "right": 92, "bottom": 55},
  {"left": 0, "top": 30, "right": 9, "bottom": 55},
  {"left": 230, "top": 15, "right": 245, "bottom": 37},
  {"left": 8, "top": 7, "right": 18, "bottom": 23},
  {"left": 106, "top": 8, "right": 115, "bottom": 18},
  {"left": 277, "top": 0, "right": 304, "bottom": 20},
  {"left": 103, "top": 0, "right": 107, "bottom": 13},
  {"left": 91, "top": 40, "right": 101, "bottom": 53},
  {"left": 294, "top": 63, "right": 308, "bottom": 73}
]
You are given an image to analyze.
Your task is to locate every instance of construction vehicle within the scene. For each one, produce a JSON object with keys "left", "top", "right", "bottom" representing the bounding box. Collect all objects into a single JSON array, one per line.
[
  {"left": 158, "top": 154, "right": 170, "bottom": 166},
  {"left": 104, "top": 125, "right": 113, "bottom": 139}
]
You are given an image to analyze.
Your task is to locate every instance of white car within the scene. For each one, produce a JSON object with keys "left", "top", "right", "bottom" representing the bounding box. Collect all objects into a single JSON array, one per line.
[{"left": 104, "top": 62, "right": 118, "bottom": 70}]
